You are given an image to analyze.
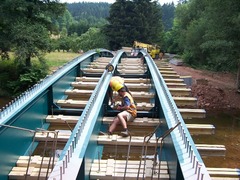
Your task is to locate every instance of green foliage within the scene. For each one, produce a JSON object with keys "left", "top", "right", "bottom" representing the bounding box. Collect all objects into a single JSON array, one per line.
[
  {"left": 0, "top": 58, "right": 48, "bottom": 96},
  {"left": 104, "top": 0, "right": 164, "bottom": 50},
  {"left": 59, "top": 2, "right": 110, "bottom": 36},
  {"left": 162, "top": 3, "right": 175, "bottom": 31},
  {"left": 168, "top": 0, "right": 240, "bottom": 72},
  {"left": 68, "top": 20, "right": 90, "bottom": 36},
  {"left": 16, "top": 62, "right": 48, "bottom": 93},
  {"left": 12, "top": 22, "right": 51, "bottom": 66},
  {"left": 67, "top": 2, "right": 110, "bottom": 22},
  {"left": 0, "top": 0, "right": 65, "bottom": 65},
  {"left": 78, "top": 27, "right": 109, "bottom": 52}
]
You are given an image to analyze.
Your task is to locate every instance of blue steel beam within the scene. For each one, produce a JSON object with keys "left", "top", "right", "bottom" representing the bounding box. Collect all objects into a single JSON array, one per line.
[
  {"left": 141, "top": 49, "right": 211, "bottom": 180},
  {"left": 0, "top": 49, "right": 112, "bottom": 125},
  {"left": 49, "top": 50, "right": 125, "bottom": 180}
]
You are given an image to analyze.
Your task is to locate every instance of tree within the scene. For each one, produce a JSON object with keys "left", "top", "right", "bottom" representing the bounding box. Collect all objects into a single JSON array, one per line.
[
  {"left": 0, "top": 0, "right": 65, "bottom": 95},
  {"left": 169, "top": 0, "right": 240, "bottom": 91},
  {"left": 0, "top": 0, "right": 65, "bottom": 66},
  {"left": 78, "top": 27, "right": 109, "bottom": 52},
  {"left": 162, "top": 3, "right": 175, "bottom": 31},
  {"left": 104, "top": 0, "right": 164, "bottom": 50}
]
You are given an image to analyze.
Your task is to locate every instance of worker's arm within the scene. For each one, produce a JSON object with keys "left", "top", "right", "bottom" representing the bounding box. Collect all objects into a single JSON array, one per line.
[{"left": 116, "top": 97, "right": 130, "bottom": 111}]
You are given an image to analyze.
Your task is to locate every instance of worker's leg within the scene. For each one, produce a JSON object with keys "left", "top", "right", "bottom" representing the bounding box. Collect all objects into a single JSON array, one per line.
[
  {"left": 117, "top": 111, "right": 128, "bottom": 129},
  {"left": 109, "top": 116, "right": 121, "bottom": 134}
]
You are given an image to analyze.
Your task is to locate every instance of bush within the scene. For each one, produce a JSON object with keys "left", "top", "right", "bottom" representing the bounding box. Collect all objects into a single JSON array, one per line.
[{"left": 0, "top": 58, "right": 48, "bottom": 97}]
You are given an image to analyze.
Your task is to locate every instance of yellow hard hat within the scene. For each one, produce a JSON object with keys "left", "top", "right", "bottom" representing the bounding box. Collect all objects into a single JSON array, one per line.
[{"left": 111, "top": 81, "right": 124, "bottom": 91}]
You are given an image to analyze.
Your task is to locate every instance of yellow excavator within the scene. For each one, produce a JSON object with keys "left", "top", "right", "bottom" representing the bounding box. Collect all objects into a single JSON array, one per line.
[{"left": 133, "top": 41, "right": 161, "bottom": 59}]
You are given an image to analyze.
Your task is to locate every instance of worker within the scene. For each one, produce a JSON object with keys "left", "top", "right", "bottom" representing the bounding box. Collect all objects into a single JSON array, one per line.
[
  {"left": 100, "top": 87, "right": 137, "bottom": 137},
  {"left": 159, "top": 50, "right": 165, "bottom": 60},
  {"left": 108, "top": 76, "right": 131, "bottom": 105}
]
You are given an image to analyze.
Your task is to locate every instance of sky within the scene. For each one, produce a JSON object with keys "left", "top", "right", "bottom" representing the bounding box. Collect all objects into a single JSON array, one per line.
[{"left": 60, "top": 0, "right": 178, "bottom": 5}]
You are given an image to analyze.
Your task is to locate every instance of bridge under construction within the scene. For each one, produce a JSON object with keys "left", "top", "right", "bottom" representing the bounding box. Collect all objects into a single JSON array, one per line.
[{"left": 0, "top": 48, "right": 239, "bottom": 180}]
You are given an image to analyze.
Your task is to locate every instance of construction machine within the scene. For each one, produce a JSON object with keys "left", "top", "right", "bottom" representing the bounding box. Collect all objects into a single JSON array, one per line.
[{"left": 133, "top": 41, "right": 160, "bottom": 59}]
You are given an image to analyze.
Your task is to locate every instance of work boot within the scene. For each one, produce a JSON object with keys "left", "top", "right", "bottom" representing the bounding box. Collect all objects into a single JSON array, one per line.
[
  {"left": 99, "top": 131, "right": 112, "bottom": 135},
  {"left": 120, "top": 130, "right": 129, "bottom": 137}
]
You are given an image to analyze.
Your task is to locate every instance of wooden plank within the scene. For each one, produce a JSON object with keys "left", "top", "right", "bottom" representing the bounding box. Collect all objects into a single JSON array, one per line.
[
  {"left": 86, "top": 64, "right": 106, "bottom": 69},
  {"left": 92, "top": 61, "right": 110, "bottom": 64},
  {"left": 75, "top": 77, "right": 151, "bottom": 83},
  {"left": 94, "top": 57, "right": 113, "bottom": 62},
  {"left": 196, "top": 144, "right": 226, "bottom": 156},
  {"left": 16, "top": 156, "right": 57, "bottom": 168},
  {"left": 125, "top": 91, "right": 154, "bottom": 98},
  {"left": 90, "top": 159, "right": 169, "bottom": 180},
  {"left": 97, "top": 134, "right": 159, "bottom": 146},
  {"left": 46, "top": 115, "right": 80, "bottom": 124},
  {"left": 66, "top": 89, "right": 153, "bottom": 100},
  {"left": 98, "top": 135, "right": 225, "bottom": 156},
  {"left": 166, "top": 83, "right": 187, "bottom": 88},
  {"left": 118, "top": 69, "right": 146, "bottom": 74},
  {"left": 58, "top": 101, "right": 203, "bottom": 120},
  {"left": 186, "top": 124, "right": 215, "bottom": 135},
  {"left": 48, "top": 115, "right": 217, "bottom": 136},
  {"left": 9, "top": 167, "right": 51, "bottom": 180},
  {"left": 82, "top": 68, "right": 105, "bottom": 73},
  {"left": 179, "top": 108, "right": 206, "bottom": 119},
  {"left": 35, "top": 130, "right": 71, "bottom": 142},
  {"left": 71, "top": 81, "right": 97, "bottom": 89},
  {"left": 65, "top": 89, "right": 92, "bottom": 99},
  {"left": 57, "top": 99, "right": 87, "bottom": 108},
  {"left": 159, "top": 67, "right": 173, "bottom": 71},
  {"left": 57, "top": 99, "right": 154, "bottom": 111},
  {"left": 164, "top": 78, "right": 184, "bottom": 83},
  {"left": 161, "top": 74, "right": 180, "bottom": 79},
  {"left": 121, "top": 58, "right": 143, "bottom": 63},
  {"left": 136, "top": 102, "right": 154, "bottom": 111},
  {"left": 173, "top": 96, "right": 197, "bottom": 106},
  {"left": 102, "top": 116, "right": 161, "bottom": 126},
  {"left": 159, "top": 70, "right": 177, "bottom": 75},
  {"left": 103, "top": 116, "right": 214, "bottom": 135},
  {"left": 65, "top": 89, "right": 93, "bottom": 95},
  {"left": 168, "top": 88, "right": 192, "bottom": 96},
  {"left": 118, "top": 65, "right": 147, "bottom": 70},
  {"left": 92, "top": 159, "right": 167, "bottom": 166},
  {"left": 75, "top": 76, "right": 100, "bottom": 82},
  {"left": 207, "top": 167, "right": 240, "bottom": 177}
]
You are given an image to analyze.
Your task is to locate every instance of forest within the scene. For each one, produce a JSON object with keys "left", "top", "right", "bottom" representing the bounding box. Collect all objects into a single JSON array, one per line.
[{"left": 0, "top": 0, "right": 239, "bottom": 97}]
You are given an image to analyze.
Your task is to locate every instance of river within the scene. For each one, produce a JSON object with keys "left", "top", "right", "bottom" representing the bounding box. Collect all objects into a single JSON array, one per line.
[
  {"left": 186, "top": 110, "right": 240, "bottom": 168},
  {"left": 0, "top": 98, "right": 239, "bottom": 169}
]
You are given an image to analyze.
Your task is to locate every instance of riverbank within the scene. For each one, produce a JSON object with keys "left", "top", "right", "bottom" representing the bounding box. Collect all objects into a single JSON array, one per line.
[{"left": 169, "top": 63, "right": 240, "bottom": 110}]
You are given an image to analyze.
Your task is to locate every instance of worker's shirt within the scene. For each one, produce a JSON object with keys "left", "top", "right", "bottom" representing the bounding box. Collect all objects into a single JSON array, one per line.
[
  {"left": 121, "top": 92, "right": 137, "bottom": 118},
  {"left": 122, "top": 96, "right": 131, "bottom": 106}
]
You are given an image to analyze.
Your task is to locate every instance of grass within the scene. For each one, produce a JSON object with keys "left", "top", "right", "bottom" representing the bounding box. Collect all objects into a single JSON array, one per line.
[{"left": 44, "top": 51, "right": 80, "bottom": 69}]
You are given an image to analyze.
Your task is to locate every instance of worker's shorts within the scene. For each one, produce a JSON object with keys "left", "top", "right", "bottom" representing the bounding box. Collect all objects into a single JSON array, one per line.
[{"left": 125, "top": 111, "right": 135, "bottom": 122}]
